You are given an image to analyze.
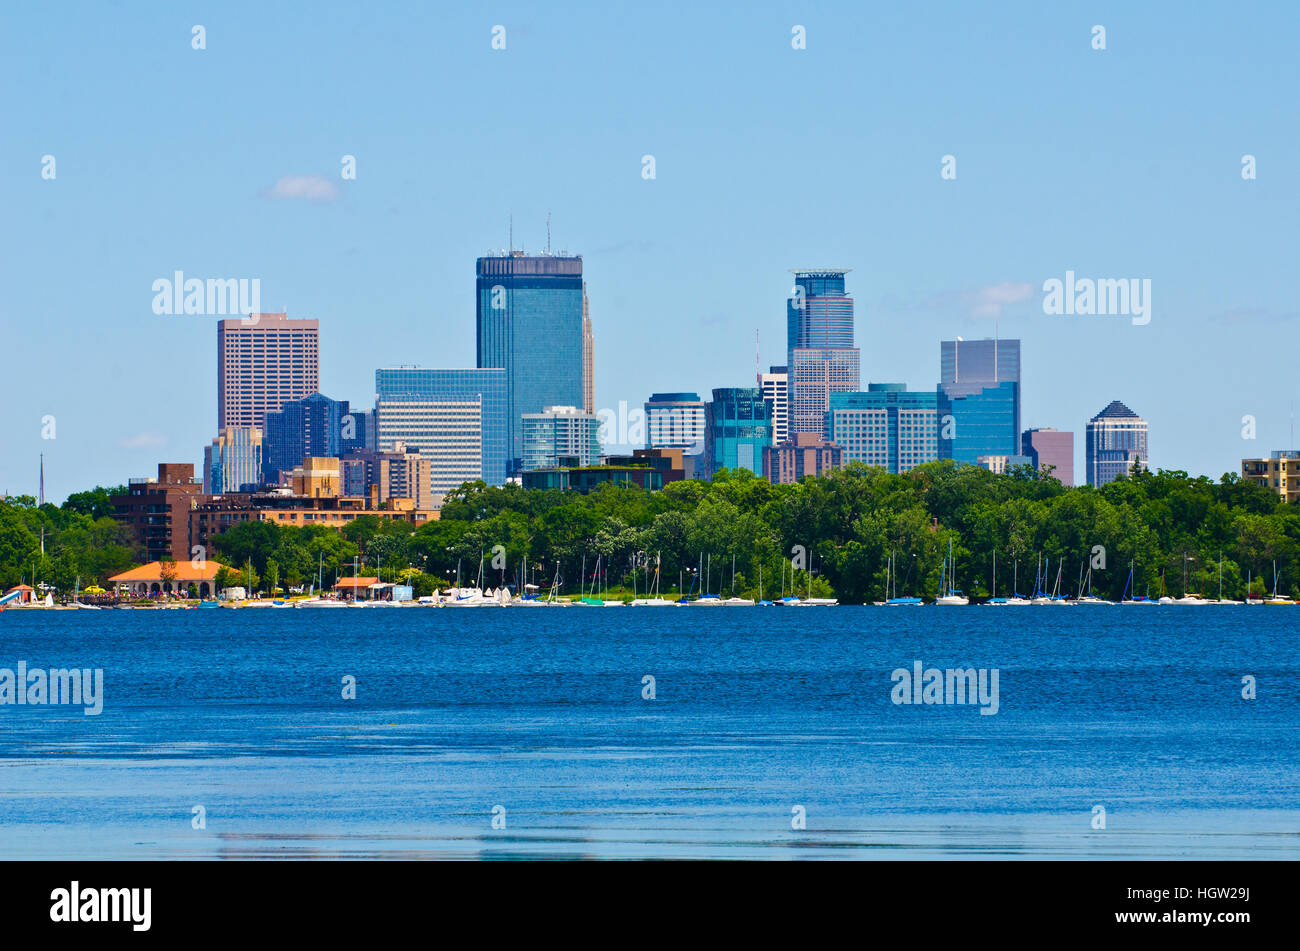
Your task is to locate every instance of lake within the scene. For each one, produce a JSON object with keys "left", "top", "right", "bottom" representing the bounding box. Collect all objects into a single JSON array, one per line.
[{"left": 0, "top": 606, "right": 1295, "bottom": 859}]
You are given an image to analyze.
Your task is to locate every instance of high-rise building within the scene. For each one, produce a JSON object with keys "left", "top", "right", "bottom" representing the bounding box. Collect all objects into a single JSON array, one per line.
[
  {"left": 340, "top": 408, "right": 374, "bottom": 455},
  {"left": 829, "top": 385, "right": 939, "bottom": 473},
  {"left": 760, "top": 366, "right": 789, "bottom": 446},
  {"left": 645, "top": 392, "right": 706, "bottom": 451},
  {"left": 217, "top": 313, "right": 320, "bottom": 430},
  {"left": 1242, "top": 450, "right": 1300, "bottom": 504},
  {"left": 521, "top": 406, "right": 602, "bottom": 471},
  {"left": 704, "top": 387, "right": 771, "bottom": 478},
  {"left": 204, "top": 426, "right": 264, "bottom": 493},
  {"left": 763, "top": 432, "right": 843, "bottom": 484},
  {"left": 110, "top": 463, "right": 206, "bottom": 562},
  {"left": 339, "top": 445, "right": 437, "bottom": 509},
  {"left": 941, "top": 337, "right": 1020, "bottom": 387},
  {"left": 1085, "top": 401, "right": 1149, "bottom": 486},
  {"left": 787, "top": 270, "right": 860, "bottom": 438},
  {"left": 1022, "top": 427, "right": 1075, "bottom": 485},
  {"left": 263, "top": 393, "right": 347, "bottom": 484},
  {"left": 937, "top": 337, "right": 1021, "bottom": 465},
  {"left": 476, "top": 253, "right": 585, "bottom": 471},
  {"left": 374, "top": 368, "right": 508, "bottom": 489},
  {"left": 582, "top": 283, "right": 594, "bottom": 414}
]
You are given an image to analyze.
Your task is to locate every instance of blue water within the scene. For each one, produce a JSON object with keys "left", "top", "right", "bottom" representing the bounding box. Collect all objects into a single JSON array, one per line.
[{"left": 0, "top": 607, "right": 1296, "bottom": 859}]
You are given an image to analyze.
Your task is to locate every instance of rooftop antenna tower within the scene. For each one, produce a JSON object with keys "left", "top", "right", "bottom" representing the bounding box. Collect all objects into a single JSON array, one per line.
[
  {"left": 546, "top": 211, "right": 551, "bottom": 254},
  {"left": 755, "top": 330, "right": 761, "bottom": 385}
]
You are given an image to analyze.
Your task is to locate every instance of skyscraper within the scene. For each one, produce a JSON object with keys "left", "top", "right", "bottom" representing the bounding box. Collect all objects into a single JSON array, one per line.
[
  {"left": 645, "top": 393, "right": 706, "bottom": 451},
  {"left": 521, "top": 406, "right": 602, "bottom": 470},
  {"left": 787, "top": 270, "right": 860, "bottom": 439},
  {"left": 1022, "top": 427, "right": 1075, "bottom": 485},
  {"left": 829, "top": 385, "right": 939, "bottom": 473},
  {"left": 374, "top": 368, "right": 508, "bottom": 490},
  {"left": 582, "top": 283, "right": 594, "bottom": 415},
  {"left": 204, "top": 426, "right": 264, "bottom": 493},
  {"left": 217, "top": 313, "right": 320, "bottom": 430},
  {"left": 1086, "top": 401, "right": 1148, "bottom": 486},
  {"left": 476, "top": 253, "right": 585, "bottom": 472},
  {"left": 759, "top": 366, "right": 789, "bottom": 446},
  {"left": 704, "top": 387, "right": 771, "bottom": 478},
  {"left": 263, "top": 392, "right": 347, "bottom": 483},
  {"left": 937, "top": 337, "right": 1021, "bottom": 464}
]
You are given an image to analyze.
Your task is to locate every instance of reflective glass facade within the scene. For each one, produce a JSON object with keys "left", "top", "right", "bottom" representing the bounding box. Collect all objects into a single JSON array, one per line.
[
  {"left": 940, "top": 338, "right": 1020, "bottom": 385},
  {"left": 704, "top": 388, "right": 771, "bottom": 478},
  {"left": 521, "top": 406, "right": 602, "bottom": 471},
  {"left": 1085, "top": 401, "right": 1148, "bottom": 486},
  {"left": 829, "top": 385, "right": 938, "bottom": 473},
  {"left": 938, "top": 381, "right": 1020, "bottom": 464},
  {"left": 263, "top": 392, "right": 346, "bottom": 481},
  {"left": 476, "top": 254, "right": 585, "bottom": 471},
  {"left": 787, "top": 270, "right": 860, "bottom": 438},
  {"left": 375, "top": 368, "right": 508, "bottom": 486}
]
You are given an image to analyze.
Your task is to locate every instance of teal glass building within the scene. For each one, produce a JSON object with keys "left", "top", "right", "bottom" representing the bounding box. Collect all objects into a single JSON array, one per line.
[
  {"left": 477, "top": 253, "right": 585, "bottom": 473},
  {"left": 704, "top": 388, "right": 771, "bottom": 478}
]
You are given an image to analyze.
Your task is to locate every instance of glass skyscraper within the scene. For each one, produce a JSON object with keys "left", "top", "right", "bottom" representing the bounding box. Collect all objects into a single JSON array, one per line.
[
  {"left": 829, "top": 384, "right": 939, "bottom": 473},
  {"left": 521, "top": 406, "right": 602, "bottom": 471},
  {"left": 937, "top": 337, "right": 1021, "bottom": 464},
  {"left": 263, "top": 392, "right": 346, "bottom": 482},
  {"left": 704, "top": 388, "right": 772, "bottom": 478},
  {"left": 476, "top": 253, "right": 585, "bottom": 472},
  {"left": 787, "top": 270, "right": 860, "bottom": 438},
  {"left": 374, "top": 368, "right": 508, "bottom": 487},
  {"left": 1086, "top": 400, "right": 1148, "bottom": 486}
]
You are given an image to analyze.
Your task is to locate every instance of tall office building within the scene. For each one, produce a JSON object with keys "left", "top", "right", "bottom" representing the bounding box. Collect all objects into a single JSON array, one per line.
[
  {"left": 763, "top": 432, "right": 843, "bottom": 484},
  {"left": 374, "top": 368, "right": 508, "bottom": 490},
  {"left": 645, "top": 392, "right": 706, "bottom": 451},
  {"left": 339, "top": 445, "right": 436, "bottom": 509},
  {"left": 521, "top": 406, "right": 602, "bottom": 471},
  {"left": 937, "top": 337, "right": 1021, "bottom": 464},
  {"left": 340, "top": 408, "right": 374, "bottom": 455},
  {"left": 476, "top": 252, "right": 585, "bottom": 472},
  {"left": 582, "top": 283, "right": 594, "bottom": 414},
  {"left": 829, "top": 385, "right": 939, "bottom": 473},
  {"left": 1086, "top": 401, "right": 1148, "bottom": 486},
  {"left": 217, "top": 313, "right": 320, "bottom": 430},
  {"left": 1022, "top": 427, "right": 1075, "bottom": 485},
  {"left": 263, "top": 392, "right": 347, "bottom": 483},
  {"left": 760, "top": 366, "right": 789, "bottom": 446},
  {"left": 704, "top": 388, "right": 771, "bottom": 478},
  {"left": 204, "top": 426, "right": 264, "bottom": 493},
  {"left": 787, "top": 270, "right": 860, "bottom": 438}
]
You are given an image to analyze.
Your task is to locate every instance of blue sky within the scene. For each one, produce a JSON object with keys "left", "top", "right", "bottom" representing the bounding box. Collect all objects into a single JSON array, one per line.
[{"left": 3, "top": 0, "right": 1297, "bottom": 502}]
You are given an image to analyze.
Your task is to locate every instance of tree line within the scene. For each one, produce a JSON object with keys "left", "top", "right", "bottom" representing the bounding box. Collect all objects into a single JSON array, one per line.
[{"left": 4, "top": 462, "right": 1296, "bottom": 602}]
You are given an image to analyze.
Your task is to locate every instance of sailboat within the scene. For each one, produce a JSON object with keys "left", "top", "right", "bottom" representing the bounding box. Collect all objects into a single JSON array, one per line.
[
  {"left": 721, "top": 554, "right": 755, "bottom": 606},
  {"left": 690, "top": 553, "right": 726, "bottom": 605},
  {"left": 1264, "top": 560, "right": 1296, "bottom": 604},
  {"left": 935, "top": 539, "right": 969, "bottom": 605},
  {"left": 631, "top": 552, "right": 672, "bottom": 606},
  {"left": 1120, "top": 560, "right": 1157, "bottom": 605},
  {"left": 882, "top": 550, "right": 923, "bottom": 606},
  {"left": 1074, "top": 562, "right": 1113, "bottom": 605},
  {"left": 1211, "top": 554, "right": 1242, "bottom": 604},
  {"left": 773, "top": 558, "right": 801, "bottom": 606},
  {"left": 1031, "top": 557, "right": 1071, "bottom": 605}
]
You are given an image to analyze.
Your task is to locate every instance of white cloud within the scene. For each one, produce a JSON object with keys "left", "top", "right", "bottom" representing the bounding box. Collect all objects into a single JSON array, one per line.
[
  {"left": 260, "top": 174, "right": 340, "bottom": 202},
  {"left": 118, "top": 432, "right": 167, "bottom": 450},
  {"left": 972, "top": 281, "right": 1034, "bottom": 317}
]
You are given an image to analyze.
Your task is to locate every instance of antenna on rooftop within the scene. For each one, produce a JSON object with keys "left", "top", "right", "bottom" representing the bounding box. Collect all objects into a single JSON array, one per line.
[
  {"left": 509, "top": 213, "right": 513, "bottom": 253},
  {"left": 755, "top": 330, "right": 761, "bottom": 385},
  {"left": 546, "top": 211, "right": 551, "bottom": 254}
]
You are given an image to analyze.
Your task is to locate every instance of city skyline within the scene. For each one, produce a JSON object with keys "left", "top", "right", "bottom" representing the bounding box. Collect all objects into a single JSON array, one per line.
[{"left": 4, "top": 3, "right": 1297, "bottom": 503}]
